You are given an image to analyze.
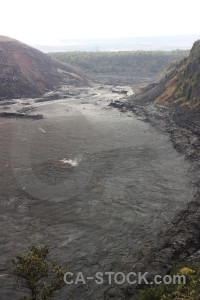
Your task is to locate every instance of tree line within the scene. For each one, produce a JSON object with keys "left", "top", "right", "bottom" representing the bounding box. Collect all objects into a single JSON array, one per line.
[{"left": 49, "top": 50, "right": 189, "bottom": 75}]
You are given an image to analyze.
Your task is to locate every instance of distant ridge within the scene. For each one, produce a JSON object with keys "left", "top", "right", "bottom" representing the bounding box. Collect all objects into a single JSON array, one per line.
[{"left": 0, "top": 36, "right": 85, "bottom": 100}]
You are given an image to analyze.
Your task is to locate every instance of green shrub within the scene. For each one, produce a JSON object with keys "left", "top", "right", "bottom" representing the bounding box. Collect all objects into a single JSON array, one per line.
[
  {"left": 137, "top": 264, "right": 200, "bottom": 300},
  {"left": 12, "top": 245, "right": 65, "bottom": 300}
]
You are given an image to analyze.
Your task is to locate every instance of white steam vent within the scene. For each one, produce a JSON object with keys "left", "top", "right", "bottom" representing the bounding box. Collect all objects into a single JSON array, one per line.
[{"left": 58, "top": 156, "right": 82, "bottom": 167}]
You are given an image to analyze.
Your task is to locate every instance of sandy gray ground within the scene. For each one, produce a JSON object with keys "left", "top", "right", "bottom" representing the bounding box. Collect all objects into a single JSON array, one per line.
[{"left": 0, "top": 84, "right": 195, "bottom": 299}]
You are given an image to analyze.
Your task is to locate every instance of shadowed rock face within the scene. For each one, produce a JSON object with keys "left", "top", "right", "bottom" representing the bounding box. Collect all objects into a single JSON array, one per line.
[{"left": 0, "top": 36, "right": 85, "bottom": 100}]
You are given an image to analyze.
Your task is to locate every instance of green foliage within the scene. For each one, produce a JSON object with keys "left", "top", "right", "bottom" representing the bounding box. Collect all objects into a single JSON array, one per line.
[
  {"left": 49, "top": 50, "right": 188, "bottom": 75},
  {"left": 173, "top": 40, "right": 200, "bottom": 107},
  {"left": 138, "top": 286, "right": 166, "bottom": 300},
  {"left": 160, "top": 267, "right": 198, "bottom": 300},
  {"left": 136, "top": 263, "right": 200, "bottom": 300},
  {"left": 12, "top": 245, "right": 65, "bottom": 300}
]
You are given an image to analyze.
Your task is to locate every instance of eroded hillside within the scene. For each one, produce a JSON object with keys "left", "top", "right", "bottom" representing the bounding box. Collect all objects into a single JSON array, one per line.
[{"left": 0, "top": 36, "right": 85, "bottom": 100}]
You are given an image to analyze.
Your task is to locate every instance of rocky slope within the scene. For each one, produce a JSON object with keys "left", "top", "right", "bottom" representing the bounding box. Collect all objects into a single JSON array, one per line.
[
  {"left": 155, "top": 40, "right": 200, "bottom": 109},
  {"left": 126, "top": 40, "right": 200, "bottom": 136},
  {"left": 134, "top": 39, "right": 200, "bottom": 110},
  {"left": 0, "top": 36, "right": 85, "bottom": 100},
  {"left": 107, "top": 40, "right": 200, "bottom": 299}
]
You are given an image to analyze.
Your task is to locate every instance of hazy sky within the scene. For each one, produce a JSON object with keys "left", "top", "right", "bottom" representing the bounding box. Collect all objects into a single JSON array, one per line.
[{"left": 1, "top": 0, "right": 200, "bottom": 44}]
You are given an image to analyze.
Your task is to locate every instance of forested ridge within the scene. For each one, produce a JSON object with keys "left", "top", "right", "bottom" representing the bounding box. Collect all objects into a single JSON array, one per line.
[{"left": 50, "top": 50, "right": 189, "bottom": 75}]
